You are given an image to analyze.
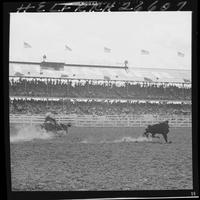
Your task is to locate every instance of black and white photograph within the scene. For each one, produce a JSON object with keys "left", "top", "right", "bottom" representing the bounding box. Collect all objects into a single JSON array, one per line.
[{"left": 4, "top": 2, "right": 198, "bottom": 198}]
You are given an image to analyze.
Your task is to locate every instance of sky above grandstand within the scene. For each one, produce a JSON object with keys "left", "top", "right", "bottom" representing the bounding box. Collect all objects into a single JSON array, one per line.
[{"left": 10, "top": 12, "right": 191, "bottom": 70}]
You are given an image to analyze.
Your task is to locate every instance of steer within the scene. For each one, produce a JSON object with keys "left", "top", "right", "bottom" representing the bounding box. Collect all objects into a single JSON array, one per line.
[{"left": 143, "top": 120, "right": 171, "bottom": 143}]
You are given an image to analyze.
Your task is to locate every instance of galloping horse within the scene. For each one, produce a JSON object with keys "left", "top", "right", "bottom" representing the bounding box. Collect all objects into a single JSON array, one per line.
[{"left": 40, "top": 121, "right": 72, "bottom": 136}]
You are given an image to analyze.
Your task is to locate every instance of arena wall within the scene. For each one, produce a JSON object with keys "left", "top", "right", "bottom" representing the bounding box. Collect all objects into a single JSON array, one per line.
[{"left": 10, "top": 114, "right": 191, "bottom": 128}]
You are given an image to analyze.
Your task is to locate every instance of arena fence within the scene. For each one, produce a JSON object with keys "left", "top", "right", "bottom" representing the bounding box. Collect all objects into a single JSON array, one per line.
[{"left": 9, "top": 114, "right": 191, "bottom": 128}]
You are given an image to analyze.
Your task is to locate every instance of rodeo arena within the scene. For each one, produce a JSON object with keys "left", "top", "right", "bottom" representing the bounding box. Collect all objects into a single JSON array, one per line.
[{"left": 9, "top": 56, "right": 192, "bottom": 191}]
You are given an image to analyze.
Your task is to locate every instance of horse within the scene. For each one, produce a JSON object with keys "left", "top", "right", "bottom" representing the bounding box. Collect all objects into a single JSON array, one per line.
[
  {"left": 143, "top": 120, "right": 172, "bottom": 143},
  {"left": 40, "top": 121, "right": 72, "bottom": 136}
]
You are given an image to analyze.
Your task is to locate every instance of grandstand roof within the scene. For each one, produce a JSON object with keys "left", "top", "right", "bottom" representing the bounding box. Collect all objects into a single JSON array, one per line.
[{"left": 9, "top": 61, "right": 191, "bottom": 84}]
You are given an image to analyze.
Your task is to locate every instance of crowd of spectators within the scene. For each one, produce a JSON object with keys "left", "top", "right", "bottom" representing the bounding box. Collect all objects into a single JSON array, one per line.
[
  {"left": 10, "top": 98, "right": 191, "bottom": 116},
  {"left": 9, "top": 78, "right": 191, "bottom": 101}
]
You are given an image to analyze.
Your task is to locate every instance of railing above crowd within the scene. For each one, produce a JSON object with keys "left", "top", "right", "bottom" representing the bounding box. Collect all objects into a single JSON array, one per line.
[
  {"left": 9, "top": 76, "right": 191, "bottom": 101},
  {"left": 9, "top": 76, "right": 192, "bottom": 87},
  {"left": 9, "top": 96, "right": 191, "bottom": 105}
]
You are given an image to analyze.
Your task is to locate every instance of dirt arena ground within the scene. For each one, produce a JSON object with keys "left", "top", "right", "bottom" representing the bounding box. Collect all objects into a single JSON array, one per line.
[{"left": 10, "top": 125, "right": 193, "bottom": 191}]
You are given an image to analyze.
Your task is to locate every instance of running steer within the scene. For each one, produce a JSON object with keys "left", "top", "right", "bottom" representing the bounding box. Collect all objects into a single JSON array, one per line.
[{"left": 143, "top": 120, "right": 172, "bottom": 143}]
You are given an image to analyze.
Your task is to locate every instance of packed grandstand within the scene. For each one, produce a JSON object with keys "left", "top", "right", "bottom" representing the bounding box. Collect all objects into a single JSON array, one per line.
[{"left": 9, "top": 61, "right": 191, "bottom": 118}]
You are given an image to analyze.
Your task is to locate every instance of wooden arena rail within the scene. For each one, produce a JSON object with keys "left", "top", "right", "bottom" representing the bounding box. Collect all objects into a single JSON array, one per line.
[{"left": 9, "top": 114, "right": 192, "bottom": 128}]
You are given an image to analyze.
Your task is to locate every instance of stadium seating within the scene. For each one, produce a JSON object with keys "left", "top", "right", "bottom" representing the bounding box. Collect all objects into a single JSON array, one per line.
[
  {"left": 9, "top": 78, "right": 191, "bottom": 100},
  {"left": 9, "top": 77, "right": 191, "bottom": 116},
  {"left": 9, "top": 98, "right": 191, "bottom": 116}
]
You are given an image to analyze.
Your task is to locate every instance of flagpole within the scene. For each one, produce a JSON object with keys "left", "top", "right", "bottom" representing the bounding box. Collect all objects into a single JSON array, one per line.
[
  {"left": 64, "top": 44, "right": 72, "bottom": 63},
  {"left": 103, "top": 47, "right": 111, "bottom": 66},
  {"left": 23, "top": 42, "right": 32, "bottom": 67}
]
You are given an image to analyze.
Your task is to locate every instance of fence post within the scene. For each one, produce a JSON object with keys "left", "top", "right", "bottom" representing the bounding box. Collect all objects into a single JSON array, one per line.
[
  {"left": 58, "top": 115, "right": 60, "bottom": 123},
  {"left": 22, "top": 115, "right": 25, "bottom": 128},
  {"left": 30, "top": 115, "right": 32, "bottom": 126},
  {"left": 127, "top": 117, "right": 130, "bottom": 127}
]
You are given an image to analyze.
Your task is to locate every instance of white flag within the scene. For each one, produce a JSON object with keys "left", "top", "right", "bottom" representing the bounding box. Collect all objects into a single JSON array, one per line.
[
  {"left": 24, "top": 42, "right": 32, "bottom": 48},
  {"left": 177, "top": 52, "right": 184, "bottom": 57},
  {"left": 104, "top": 47, "right": 111, "bottom": 53},
  {"left": 65, "top": 45, "right": 72, "bottom": 51},
  {"left": 141, "top": 49, "right": 149, "bottom": 55}
]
